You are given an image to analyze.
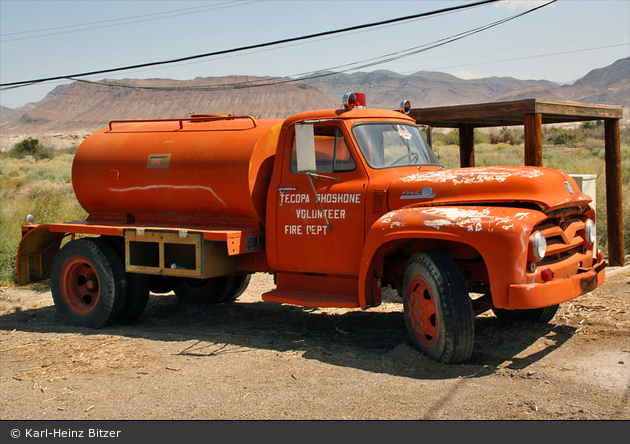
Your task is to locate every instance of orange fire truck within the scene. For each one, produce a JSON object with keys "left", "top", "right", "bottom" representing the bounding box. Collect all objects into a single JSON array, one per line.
[{"left": 16, "top": 93, "right": 605, "bottom": 363}]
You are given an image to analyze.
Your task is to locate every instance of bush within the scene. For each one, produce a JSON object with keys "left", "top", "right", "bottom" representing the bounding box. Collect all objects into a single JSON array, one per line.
[
  {"left": 434, "top": 129, "right": 490, "bottom": 145},
  {"left": 474, "top": 131, "right": 491, "bottom": 144},
  {"left": 434, "top": 129, "right": 459, "bottom": 146},
  {"left": 489, "top": 127, "right": 522, "bottom": 145},
  {"left": 10, "top": 138, "right": 54, "bottom": 160}
]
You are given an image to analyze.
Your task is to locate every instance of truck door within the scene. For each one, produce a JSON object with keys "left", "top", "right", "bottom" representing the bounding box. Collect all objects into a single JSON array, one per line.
[{"left": 275, "top": 123, "right": 367, "bottom": 276}]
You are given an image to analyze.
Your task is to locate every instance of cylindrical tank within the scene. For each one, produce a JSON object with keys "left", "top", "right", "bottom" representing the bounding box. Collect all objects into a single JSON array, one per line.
[{"left": 72, "top": 116, "right": 283, "bottom": 226}]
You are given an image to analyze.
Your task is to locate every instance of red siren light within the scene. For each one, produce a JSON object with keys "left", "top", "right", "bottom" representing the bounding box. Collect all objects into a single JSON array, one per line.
[{"left": 342, "top": 92, "right": 367, "bottom": 110}]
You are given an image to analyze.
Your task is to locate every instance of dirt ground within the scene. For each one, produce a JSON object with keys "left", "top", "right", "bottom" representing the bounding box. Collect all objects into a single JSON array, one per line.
[{"left": 1, "top": 267, "right": 629, "bottom": 421}]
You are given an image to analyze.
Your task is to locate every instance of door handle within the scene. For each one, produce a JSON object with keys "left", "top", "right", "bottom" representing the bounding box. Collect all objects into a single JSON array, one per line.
[{"left": 278, "top": 187, "right": 297, "bottom": 206}]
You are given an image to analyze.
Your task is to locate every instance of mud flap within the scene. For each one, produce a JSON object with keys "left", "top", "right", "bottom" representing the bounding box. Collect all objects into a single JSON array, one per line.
[{"left": 16, "top": 225, "right": 66, "bottom": 285}]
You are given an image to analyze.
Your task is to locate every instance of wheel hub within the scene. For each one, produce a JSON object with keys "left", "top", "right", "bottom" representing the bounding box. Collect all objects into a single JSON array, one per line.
[
  {"left": 408, "top": 277, "right": 439, "bottom": 347},
  {"left": 61, "top": 258, "right": 100, "bottom": 312}
]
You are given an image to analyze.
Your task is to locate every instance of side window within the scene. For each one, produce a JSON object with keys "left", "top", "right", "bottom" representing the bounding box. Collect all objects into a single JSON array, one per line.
[{"left": 290, "top": 126, "right": 356, "bottom": 173}]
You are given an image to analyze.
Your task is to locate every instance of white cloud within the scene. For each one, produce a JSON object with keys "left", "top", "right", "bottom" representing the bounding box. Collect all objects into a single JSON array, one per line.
[{"left": 452, "top": 70, "right": 483, "bottom": 80}]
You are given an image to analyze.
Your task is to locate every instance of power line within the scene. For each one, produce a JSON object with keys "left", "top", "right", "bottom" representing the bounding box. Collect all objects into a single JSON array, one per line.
[
  {"left": 64, "top": 0, "right": 559, "bottom": 93},
  {"left": 0, "top": 0, "right": 501, "bottom": 89},
  {"left": 1, "top": 1, "right": 259, "bottom": 42},
  {"left": 424, "top": 43, "right": 630, "bottom": 74}
]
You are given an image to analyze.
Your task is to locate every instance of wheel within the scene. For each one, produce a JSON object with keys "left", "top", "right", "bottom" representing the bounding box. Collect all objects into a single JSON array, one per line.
[
  {"left": 402, "top": 251, "right": 474, "bottom": 364},
  {"left": 51, "top": 238, "right": 127, "bottom": 328},
  {"left": 91, "top": 236, "right": 150, "bottom": 324},
  {"left": 174, "top": 274, "right": 251, "bottom": 303},
  {"left": 117, "top": 273, "right": 150, "bottom": 324},
  {"left": 492, "top": 305, "right": 559, "bottom": 323},
  {"left": 222, "top": 274, "right": 251, "bottom": 302}
]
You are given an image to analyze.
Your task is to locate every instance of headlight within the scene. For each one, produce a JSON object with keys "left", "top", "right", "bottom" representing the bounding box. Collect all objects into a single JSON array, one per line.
[
  {"left": 585, "top": 219, "right": 596, "bottom": 245},
  {"left": 530, "top": 231, "right": 547, "bottom": 262}
]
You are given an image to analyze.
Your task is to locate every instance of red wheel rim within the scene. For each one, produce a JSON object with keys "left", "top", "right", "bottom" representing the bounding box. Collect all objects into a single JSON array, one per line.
[
  {"left": 60, "top": 256, "right": 100, "bottom": 313},
  {"left": 407, "top": 277, "right": 439, "bottom": 349}
]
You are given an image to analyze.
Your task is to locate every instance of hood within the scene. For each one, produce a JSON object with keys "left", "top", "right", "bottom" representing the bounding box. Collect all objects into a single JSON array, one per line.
[{"left": 388, "top": 166, "right": 591, "bottom": 213}]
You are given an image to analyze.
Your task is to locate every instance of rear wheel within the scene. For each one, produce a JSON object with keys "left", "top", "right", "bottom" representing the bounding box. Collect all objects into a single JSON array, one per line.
[
  {"left": 51, "top": 238, "right": 127, "bottom": 328},
  {"left": 402, "top": 251, "right": 474, "bottom": 364},
  {"left": 492, "top": 305, "right": 559, "bottom": 323},
  {"left": 117, "top": 273, "right": 150, "bottom": 324},
  {"left": 174, "top": 274, "right": 251, "bottom": 303},
  {"left": 92, "top": 236, "right": 150, "bottom": 324}
]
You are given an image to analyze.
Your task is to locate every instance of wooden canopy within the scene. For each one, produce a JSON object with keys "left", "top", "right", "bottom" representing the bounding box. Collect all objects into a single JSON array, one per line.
[{"left": 409, "top": 99, "right": 625, "bottom": 266}]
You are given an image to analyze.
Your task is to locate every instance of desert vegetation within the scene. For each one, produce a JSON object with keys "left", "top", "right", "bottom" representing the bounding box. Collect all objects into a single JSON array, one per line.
[
  {"left": 1, "top": 124, "right": 628, "bottom": 285},
  {"left": 0, "top": 141, "right": 86, "bottom": 284}
]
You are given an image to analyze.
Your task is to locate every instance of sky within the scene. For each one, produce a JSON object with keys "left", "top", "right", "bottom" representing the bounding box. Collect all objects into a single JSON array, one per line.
[{"left": 1, "top": 0, "right": 629, "bottom": 109}]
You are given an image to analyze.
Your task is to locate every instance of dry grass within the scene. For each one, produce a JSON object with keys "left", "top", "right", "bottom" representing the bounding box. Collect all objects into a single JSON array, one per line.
[{"left": 0, "top": 153, "right": 87, "bottom": 285}]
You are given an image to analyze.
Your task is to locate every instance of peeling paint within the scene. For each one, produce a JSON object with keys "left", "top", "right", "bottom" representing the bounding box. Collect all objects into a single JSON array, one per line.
[
  {"left": 421, "top": 207, "right": 532, "bottom": 233},
  {"left": 401, "top": 167, "right": 544, "bottom": 185},
  {"left": 380, "top": 210, "right": 408, "bottom": 229}
]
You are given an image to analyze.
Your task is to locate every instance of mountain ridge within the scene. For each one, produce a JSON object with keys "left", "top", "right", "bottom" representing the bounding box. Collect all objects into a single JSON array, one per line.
[{"left": 2, "top": 57, "right": 627, "bottom": 135}]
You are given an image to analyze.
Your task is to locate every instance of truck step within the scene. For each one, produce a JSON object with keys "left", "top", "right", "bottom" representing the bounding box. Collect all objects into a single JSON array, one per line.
[
  {"left": 262, "top": 272, "right": 360, "bottom": 308},
  {"left": 262, "top": 290, "right": 359, "bottom": 308}
]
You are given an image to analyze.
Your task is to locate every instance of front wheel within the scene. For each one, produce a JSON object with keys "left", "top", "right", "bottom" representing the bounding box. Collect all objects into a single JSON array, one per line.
[{"left": 402, "top": 251, "right": 474, "bottom": 364}]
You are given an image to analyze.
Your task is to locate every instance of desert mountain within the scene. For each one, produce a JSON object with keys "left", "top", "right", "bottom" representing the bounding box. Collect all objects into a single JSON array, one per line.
[
  {"left": 303, "top": 70, "right": 559, "bottom": 109},
  {"left": 489, "top": 57, "right": 629, "bottom": 105},
  {"left": 2, "top": 58, "right": 628, "bottom": 134},
  {"left": 2, "top": 77, "right": 339, "bottom": 133}
]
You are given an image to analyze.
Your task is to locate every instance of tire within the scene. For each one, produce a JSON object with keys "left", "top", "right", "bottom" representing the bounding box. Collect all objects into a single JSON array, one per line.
[
  {"left": 492, "top": 305, "right": 559, "bottom": 324},
  {"left": 222, "top": 274, "right": 251, "bottom": 303},
  {"left": 402, "top": 251, "right": 474, "bottom": 364},
  {"left": 51, "top": 238, "right": 127, "bottom": 328},
  {"left": 174, "top": 274, "right": 251, "bottom": 303},
  {"left": 92, "top": 236, "right": 149, "bottom": 324},
  {"left": 117, "top": 273, "right": 150, "bottom": 324}
]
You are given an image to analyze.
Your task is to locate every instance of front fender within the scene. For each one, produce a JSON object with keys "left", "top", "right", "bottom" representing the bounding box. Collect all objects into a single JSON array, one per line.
[{"left": 358, "top": 206, "right": 547, "bottom": 309}]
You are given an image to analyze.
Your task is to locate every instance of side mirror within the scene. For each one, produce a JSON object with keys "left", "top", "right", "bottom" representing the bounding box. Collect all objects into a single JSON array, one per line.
[{"left": 295, "top": 123, "right": 316, "bottom": 172}]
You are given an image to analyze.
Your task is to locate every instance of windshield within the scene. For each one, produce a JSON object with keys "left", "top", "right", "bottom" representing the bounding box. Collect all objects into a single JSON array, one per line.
[{"left": 352, "top": 123, "right": 440, "bottom": 169}]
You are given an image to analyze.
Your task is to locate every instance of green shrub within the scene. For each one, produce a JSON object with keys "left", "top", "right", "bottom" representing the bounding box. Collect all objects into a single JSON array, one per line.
[
  {"left": 433, "top": 129, "right": 491, "bottom": 146},
  {"left": 474, "top": 131, "right": 491, "bottom": 144},
  {"left": 9, "top": 138, "right": 54, "bottom": 160},
  {"left": 434, "top": 129, "right": 459, "bottom": 146}
]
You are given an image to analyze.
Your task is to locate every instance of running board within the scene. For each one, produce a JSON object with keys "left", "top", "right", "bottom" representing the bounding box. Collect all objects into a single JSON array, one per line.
[{"left": 262, "top": 273, "right": 360, "bottom": 308}]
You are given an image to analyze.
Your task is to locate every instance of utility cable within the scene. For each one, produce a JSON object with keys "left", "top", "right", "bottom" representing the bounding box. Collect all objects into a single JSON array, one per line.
[
  {"left": 1, "top": 1, "right": 259, "bottom": 41},
  {"left": 0, "top": 0, "right": 501, "bottom": 89},
  {"left": 64, "top": 0, "right": 557, "bottom": 93}
]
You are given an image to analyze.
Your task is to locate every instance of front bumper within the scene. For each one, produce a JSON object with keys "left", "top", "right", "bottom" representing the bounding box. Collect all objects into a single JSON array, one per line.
[{"left": 506, "top": 260, "right": 606, "bottom": 309}]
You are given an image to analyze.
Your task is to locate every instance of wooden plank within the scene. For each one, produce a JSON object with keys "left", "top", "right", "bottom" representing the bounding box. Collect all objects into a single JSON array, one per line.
[
  {"left": 409, "top": 99, "right": 536, "bottom": 123},
  {"left": 409, "top": 99, "right": 623, "bottom": 128},
  {"left": 604, "top": 119, "right": 625, "bottom": 266},
  {"left": 536, "top": 101, "right": 623, "bottom": 120}
]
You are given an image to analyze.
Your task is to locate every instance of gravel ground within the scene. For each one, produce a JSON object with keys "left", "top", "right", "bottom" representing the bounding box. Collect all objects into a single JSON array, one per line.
[{"left": 1, "top": 267, "right": 628, "bottom": 420}]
